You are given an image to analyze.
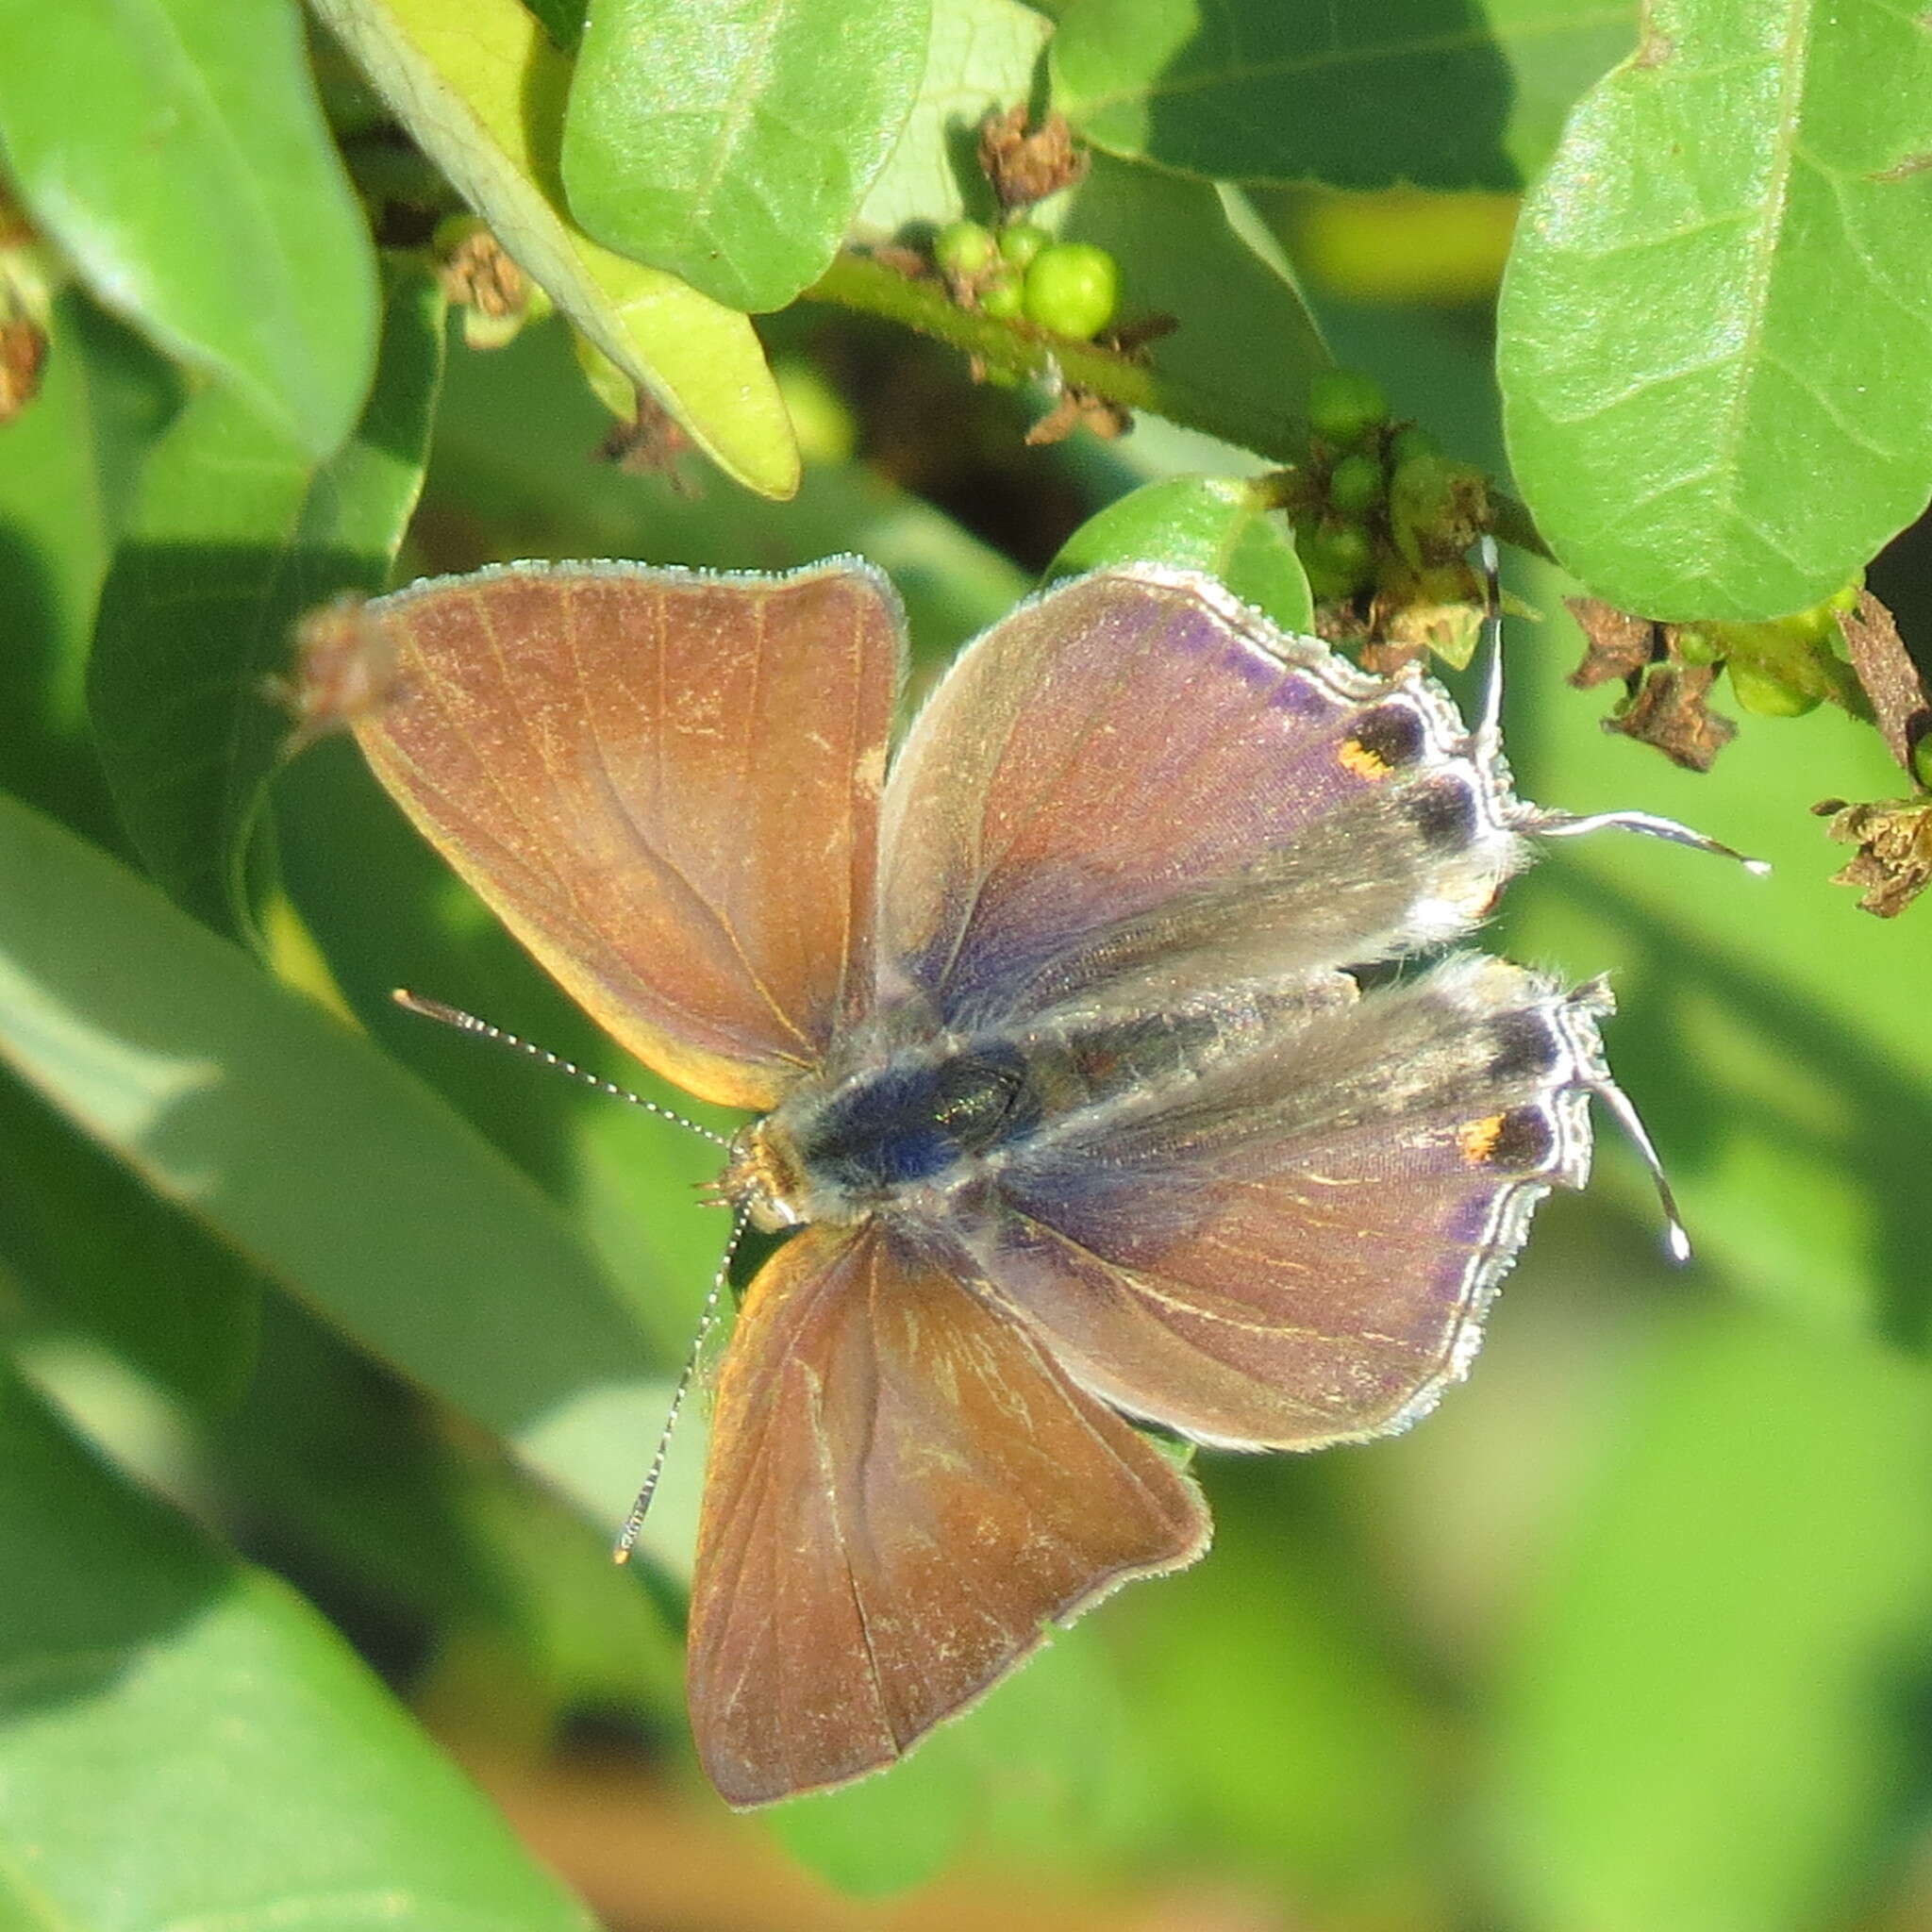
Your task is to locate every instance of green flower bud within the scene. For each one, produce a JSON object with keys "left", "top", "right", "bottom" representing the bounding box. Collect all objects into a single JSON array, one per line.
[
  {"left": 998, "top": 222, "right": 1051, "bottom": 270},
  {"left": 1307, "top": 367, "right": 1390, "bottom": 447},
  {"left": 1728, "top": 659, "right": 1821, "bottom": 717},
  {"left": 934, "top": 219, "right": 998, "bottom": 281},
  {"left": 1299, "top": 522, "right": 1376, "bottom": 602},
  {"left": 1326, "top": 452, "right": 1385, "bottom": 517}
]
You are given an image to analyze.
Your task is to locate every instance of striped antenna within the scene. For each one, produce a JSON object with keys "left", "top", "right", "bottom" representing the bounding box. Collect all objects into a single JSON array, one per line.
[
  {"left": 391, "top": 991, "right": 730, "bottom": 1145},
  {"left": 614, "top": 1207, "right": 751, "bottom": 1563}
]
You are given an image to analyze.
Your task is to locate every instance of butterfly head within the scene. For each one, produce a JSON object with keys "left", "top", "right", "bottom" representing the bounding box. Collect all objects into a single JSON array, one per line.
[{"left": 719, "top": 1117, "right": 812, "bottom": 1232}]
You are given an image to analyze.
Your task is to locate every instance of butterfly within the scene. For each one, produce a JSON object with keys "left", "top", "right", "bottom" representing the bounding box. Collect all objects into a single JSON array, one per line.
[{"left": 348, "top": 557, "right": 1739, "bottom": 1807}]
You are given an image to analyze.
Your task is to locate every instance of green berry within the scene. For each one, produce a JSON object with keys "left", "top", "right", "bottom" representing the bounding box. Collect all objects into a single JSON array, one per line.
[
  {"left": 1728, "top": 659, "right": 1820, "bottom": 717},
  {"left": 1326, "top": 452, "right": 1385, "bottom": 517},
  {"left": 1674, "top": 623, "right": 1724, "bottom": 666},
  {"left": 1022, "top": 242, "right": 1120, "bottom": 340},
  {"left": 1299, "top": 522, "right": 1376, "bottom": 602},
  {"left": 1389, "top": 424, "right": 1440, "bottom": 468},
  {"left": 1912, "top": 734, "right": 1932, "bottom": 790},
  {"left": 1307, "top": 367, "right": 1389, "bottom": 447},
  {"left": 999, "top": 222, "right": 1051, "bottom": 270},
  {"left": 979, "top": 274, "right": 1024, "bottom": 321},
  {"left": 934, "top": 219, "right": 998, "bottom": 281}
]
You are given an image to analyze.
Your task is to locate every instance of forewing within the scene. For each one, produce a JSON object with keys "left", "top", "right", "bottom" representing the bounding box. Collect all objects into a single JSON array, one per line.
[
  {"left": 875, "top": 566, "right": 1524, "bottom": 1027},
  {"left": 353, "top": 560, "right": 901, "bottom": 1109},
  {"left": 687, "top": 1221, "right": 1209, "bottom": 1808},
  {"left": 954, "top": 958, "right": 1609, "bottom": 1449}
]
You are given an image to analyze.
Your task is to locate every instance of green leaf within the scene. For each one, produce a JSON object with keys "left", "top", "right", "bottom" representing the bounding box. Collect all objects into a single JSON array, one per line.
[
  {"left": 0, "top": 1067, "right": 261, "bottom": 1414},
  {"left": 1123, "top": 1465, "right": 1438, "bottom": 1908},
  {"left": 0, "top": 0, "right": 378, "bottom": 459},
  {"left": 769, "top": 1624, "right": 1163, "bottom": 1895},
  {"left": 88, "top": 261, "right": 445, "bottom": 940},
  {"left": 0, "top": 291, "right": 180, "bottom": 854},
  {"left": 1058, "top": 153, "right": 1331, "bottom": 455},
  {"left": 1051, "top": 0, "right": 1637, "bottom": 192},
  {"left": 414, "top": 308, "right": 1027, "bottom": 657},
  {"left": 1491, "top": 1306, "right": 1932, "bottom": 1932},
  {"left": 1501, "top": 556, "right": 1932, "bottom": 1342},
  {"left": 0, "top": 1364, "right": 598, "bottom": 1931},
  {"left": 312, "top": 0, "right": 802, "bottom": 497},
  {"left": 1497, "top": 0, "right": 1932, "bottom": 622},
  {"left": 852, "top": 0, "right": 1050, "bottom": 239},
  {"left": 1046, "top": 474, "right": 1314, "bottom": 632},
  {"left": 564, "top": 0, "right": 929, "bottom": 311},
  {"left": 0, "top": 789, "right": 665, "bottom": 1536}
]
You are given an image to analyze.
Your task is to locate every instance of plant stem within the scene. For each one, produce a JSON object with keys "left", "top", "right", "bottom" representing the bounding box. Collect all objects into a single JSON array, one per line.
[{"left": 802, "top": 251, "right": 1551, "bottom": 560}]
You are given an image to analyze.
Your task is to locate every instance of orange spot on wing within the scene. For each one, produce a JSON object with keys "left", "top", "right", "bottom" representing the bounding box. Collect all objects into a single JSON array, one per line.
[
  {"left": 1338, "top": 738, "right": 1392, "bottom": 780},
  {"left": 1458, "top": 1114, "right": 1507, "bottom": 1164}
]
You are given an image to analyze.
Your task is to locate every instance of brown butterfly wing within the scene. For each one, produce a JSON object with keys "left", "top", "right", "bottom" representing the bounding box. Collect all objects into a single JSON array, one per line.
[
  {"left": 686, "top": 1221, "right": 1210, "bottom": 1807},
  {"left": 955, "top": 959, "right": 1605, "bottom": 1449},
  {"left": 354, "top": 560, "right": 901, "bottom": 1109},
  {"left": 875, "top": 566, "right": 1524, "bottom": 1027}
]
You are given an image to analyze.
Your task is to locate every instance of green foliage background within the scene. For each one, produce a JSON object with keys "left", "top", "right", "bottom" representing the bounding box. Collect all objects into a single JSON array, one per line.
[{"left": 2, "top": 1, "right": 1931, "bottom": 1927}]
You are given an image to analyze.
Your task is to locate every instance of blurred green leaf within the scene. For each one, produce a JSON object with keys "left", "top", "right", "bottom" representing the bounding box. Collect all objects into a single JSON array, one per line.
[
  {"left": 1046, "top": 474, "right": 1314, "bottom": 631},
  {"left": 1124, "top": 1464, "right": 1440, "bottom": 1912},
  {"left": 1498, "top": 0, "right": 1932, "bottom": 621},
  {"left": 1491, "top": 1305, "right": 1932, "bottom": 1932},
  {"left": 0, "top": 1068, "right": 261, "bottom": 1414},
  {"left": 0, "top": 292, "right": 179, "bottom": 852},
  {"left": 564, "top": 0, "right": 929, "bottom": 311},
  {"left": 769, "top": 1624, "right": 1162, "bottom": 1895},
  {"left": 312, "top": 0, "right": 802, "bottom": 497},
  {"left": 413, "top": 311, "right": 1026, "bottom": 655},
  {"left": 1059, "top": 153, "right": 1330, "bottom": 451},
  {"left": 1052, "top": 0, "right": 1635, "bottom": 191},
  {"left": 0, "top": 0, "right": 377, "bottom": 459},
  {"left": 853, "top": 0, "right": 1050, "bottom": 239},
  {"left": 88, "top": 261, "right": 445, "bottom": 940},
  {"left": 0, "top": 789, "right": 665, "bottom": 1536},
  {"left": 0, "top": 1363, "right": 598, "bottom": 1931},
  {"left": 1502, "top": 558, "right": 1932, "bottom": 1346}
]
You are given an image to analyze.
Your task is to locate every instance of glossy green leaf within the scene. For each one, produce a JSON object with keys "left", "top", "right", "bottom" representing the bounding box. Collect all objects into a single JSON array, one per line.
[
  {"left": 0, "top": 1365, "right": 598, "bottom": 1931},
  {"left": 1498, "top": 0, "right": 1932, "bottom": 621},
  {"left": 88, "top": 262, "right": 445, "bottom": 940},
  {"left": 1052, "top": 0, "right": 1636, "bottom": 191},
  {"left": 1058, "top": 153, "right": 1331, "bottom": 456},
  {"left": 312, "top": 0, "right": 801, "bottom": 497},
  {"left": 0, "top": 0, "right": 377, "bottom": 458},
  {"left": 1491, "top": 1306, "right": 1932, "bottom": 1932},
  {"left": 852, "top": 0, "right": 1050, "bottom": 239},
  {"left": 564, "top": 0, "right": 928, "bottom": 310},
  {"left": 0, "top": 789, "right": 664, "bottom": 1535},
  {"left": 1047, "top": 474, "right": 1314, "bottom": 632}
]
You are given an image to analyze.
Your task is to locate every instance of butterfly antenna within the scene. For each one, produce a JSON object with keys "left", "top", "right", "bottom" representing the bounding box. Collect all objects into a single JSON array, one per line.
[
  {"left": 391, "top": 990, "right": 730, "bottom": 1145},
  {"left": 613, "top": 1205, "right": 751, "bottom": 1564},
  {"left": 1476, "top": 536, "right": 1770, "bottom": 875},
  {"left": 1565, "top": 980, "right": 1690, "bottom": 1261},
  {"left": 1531, "top": 807, "right": 1772, "bottom": 874}
]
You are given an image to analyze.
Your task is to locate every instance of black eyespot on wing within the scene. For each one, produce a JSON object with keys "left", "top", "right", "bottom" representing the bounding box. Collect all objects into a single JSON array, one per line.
[
  {"left": 1488, "top": 1010, "right": 1560, "bottom": 1082},
  {"left": 1488, "top": 1105, "right": 1557, "bottom": 1171},
  {"left": 1348, "top": 703, "right": 1426, "bottom": 772},
  {"left": 1406, "top": 777, "right": 1478, "bottom": 851}
]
